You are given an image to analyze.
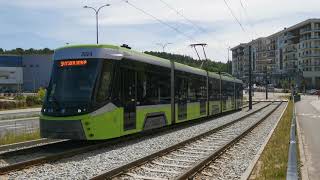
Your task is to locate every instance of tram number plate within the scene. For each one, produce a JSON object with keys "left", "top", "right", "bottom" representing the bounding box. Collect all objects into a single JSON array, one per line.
[{"left": 81, "top": 51, "right": 93, "bottom": 57}]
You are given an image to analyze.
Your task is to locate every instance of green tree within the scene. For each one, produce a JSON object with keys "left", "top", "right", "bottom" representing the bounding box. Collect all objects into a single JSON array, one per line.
[{"left": 144, "top": 51, "right": 229, "bottom": 73}]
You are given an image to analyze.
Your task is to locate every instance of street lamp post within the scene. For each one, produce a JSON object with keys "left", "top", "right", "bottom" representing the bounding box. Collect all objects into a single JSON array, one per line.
[{"left": 84, "top": 4, "right": 111, "bottom": 44}]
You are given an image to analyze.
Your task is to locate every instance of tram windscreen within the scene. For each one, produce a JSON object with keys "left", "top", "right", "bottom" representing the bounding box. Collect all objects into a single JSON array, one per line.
[{"left": 46, "top": 59, "right": 99, "bottom": 105}]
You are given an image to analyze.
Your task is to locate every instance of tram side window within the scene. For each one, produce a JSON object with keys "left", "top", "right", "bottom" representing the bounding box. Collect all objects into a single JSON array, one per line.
[
  {"left": 137, "top": 65, "right": 171, "bottom": 105},
  {"left": 209, "top": 77, "right": 220, "bottom": 101},
  {"left": 228, "top": 82, "right": 235, "bottom": 99},
  {"left": 221, "top": 81, "right": 228, "bottom": 101},
  {"left": 175, "top": 71, "right": 188, "bottom": 102},
  {"left": 187, "top": 74, "right": 207, "bottom": 102},
  {"left": 188, "top": 74, "right": 197, "bottom": 102},
  {"left": 96, "top": 61, "right": 116, "bottom": 105}
]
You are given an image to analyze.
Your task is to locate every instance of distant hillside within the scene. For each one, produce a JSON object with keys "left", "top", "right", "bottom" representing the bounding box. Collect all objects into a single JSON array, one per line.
[{"left": 144, "top": 51, "right": 231, "bottom": 73}]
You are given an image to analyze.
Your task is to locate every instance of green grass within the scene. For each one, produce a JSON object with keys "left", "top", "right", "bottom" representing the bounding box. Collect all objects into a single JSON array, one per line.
[
  {"left": 250, "top": 100, "right": 293, "bottom": 180},
  {"left": 0, "top": 130, "right": 40, "bottom": 146}
]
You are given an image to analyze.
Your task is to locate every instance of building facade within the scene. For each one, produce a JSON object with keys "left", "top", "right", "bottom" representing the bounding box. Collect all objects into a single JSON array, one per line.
[
  {"left": 232, "top": 18, "right": 320, "bottom": 89},
  {"left": 22, "top": 55, "right": 53, "bottom": 92},
  {"left": 0, "top": 55, "right": 53, "bottom": 92},
  {"left": 0, "top": 56, "right": 23, "bottom": 92}
]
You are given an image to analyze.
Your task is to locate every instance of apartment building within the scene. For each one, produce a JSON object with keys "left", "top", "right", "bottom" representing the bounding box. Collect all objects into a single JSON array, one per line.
[{"left": 232, "top": 18, "right": 320, "bottom": 89}]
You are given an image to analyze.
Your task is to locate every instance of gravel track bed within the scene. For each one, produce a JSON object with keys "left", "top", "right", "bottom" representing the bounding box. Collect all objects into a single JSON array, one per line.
[
  {"left": 6, "top": 103, "right": 269, "bottom": 180},
  {"left": 194, "top": 102, "right": 287, "bottom": 180},
  {"left": 0, "top": 139, "right": 65, "bottom": 155},
  {"left": 118, "top": 103, "right": 278, "bottom": 179}
]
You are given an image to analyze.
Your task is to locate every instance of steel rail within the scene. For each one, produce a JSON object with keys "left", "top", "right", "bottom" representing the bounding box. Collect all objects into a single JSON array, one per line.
[
  {"left": 0, "top": 102, "right": 266, "bottom": 175},
  {"left": 176, "top": 101, "right": 282, "bottom": 179},
  {"left": 0, "top": 138, "right": 64, "bottom": 152},
  {"left": 90, "top": 102, "right": 274, "bottom": 180}
]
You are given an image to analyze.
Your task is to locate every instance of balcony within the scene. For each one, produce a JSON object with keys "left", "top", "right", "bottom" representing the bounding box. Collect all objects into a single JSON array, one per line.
[
  {"left": 299, "top": 46, "right": 320, "bottom": 50},
  {"left": 284, "top": 57, "right": 298, "bottom": 62},
  {"left": 284, "top": 34, "right": 297, "bottom": 40},
  {"left": 300, "top": 28, "right": 312, "bottom": 34},
  {"left": 300, "top": 54, "right": 320, "bottom": 58},
  {"left": 300, "top": 36, "right": 320, "bottom": 42}
]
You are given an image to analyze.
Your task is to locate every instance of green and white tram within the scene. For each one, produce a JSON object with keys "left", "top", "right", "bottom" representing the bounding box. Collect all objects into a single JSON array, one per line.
[{"left": 40, "top": 44, "right": 243, "bottom": 140}]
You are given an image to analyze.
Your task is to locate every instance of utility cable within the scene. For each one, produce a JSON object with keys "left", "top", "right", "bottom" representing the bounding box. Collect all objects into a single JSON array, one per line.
[
  {"left": 158, "top": 0, "right": 206, "bottom": 33},
  {"left": 239, "top": 0, "right": 259, "bottom": 37},
  {"left": 223, "top": 0, "right": 246, "bottom": 33},
  {"left": 122, "top": 0, "right": 197, "bottom": 42}
]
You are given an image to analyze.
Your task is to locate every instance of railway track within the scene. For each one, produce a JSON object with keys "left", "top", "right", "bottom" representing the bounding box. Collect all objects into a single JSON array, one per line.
[
  {"left": 0, "top": 102, "right": 269, "bottom": 176},
  {"left": 0, "top": 138, "right": 64, "bottom": 153},
  {"left": 91, "top": 101, "right": 282, "bottom": 180},
  {"left": 0, "top": 139, "right": 105, "bottom": 174}
]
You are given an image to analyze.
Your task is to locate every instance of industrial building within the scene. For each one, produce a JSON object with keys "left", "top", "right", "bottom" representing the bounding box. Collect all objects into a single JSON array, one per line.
[
  {"left": 0, "top": 56, "right": 23, "bottom": 92},
  {"left": 232, "top": 18, "right": 320, "bottom": 89},
  {"left": 0, "top": 55, "right": 53, "bottom": 92}
]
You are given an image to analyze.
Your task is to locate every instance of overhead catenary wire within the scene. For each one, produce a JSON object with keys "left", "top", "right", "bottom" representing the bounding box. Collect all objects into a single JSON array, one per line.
[
  {"left": 158, "top": 0, "right": 206, "bottom": 33},
  {"left": 223, "top": 0, "right": 246, "bottom": 33},
  {"left": 239, "top": 0, "right": 259, "bottom": 38},
  {"left": 122, "top": 0, "right": 197, "bottom": 42},
  {"left": 158, "top": 0, "right": 230, "bottom": 51},
  {"left": 122, "top": 0, "right": 229, "bottom": 62}
]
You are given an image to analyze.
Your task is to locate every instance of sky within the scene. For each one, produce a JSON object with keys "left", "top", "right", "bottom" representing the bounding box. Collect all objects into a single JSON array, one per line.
[{"left": 1, "top": 0, "right": 320, "bottom": 62}]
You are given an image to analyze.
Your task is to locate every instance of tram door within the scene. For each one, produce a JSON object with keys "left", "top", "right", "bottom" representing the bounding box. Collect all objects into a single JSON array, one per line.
[
  {"left": 177, "top": 78, "right": 187, "bottom": 121},
  {"left": 122, "top": 68, "right": 136, "bottom": 131}
]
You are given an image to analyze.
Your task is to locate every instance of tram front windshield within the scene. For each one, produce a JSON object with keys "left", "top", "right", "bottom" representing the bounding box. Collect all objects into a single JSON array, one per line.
[{"left": 46, "top": 59, "right": 99, "bottom": 107}]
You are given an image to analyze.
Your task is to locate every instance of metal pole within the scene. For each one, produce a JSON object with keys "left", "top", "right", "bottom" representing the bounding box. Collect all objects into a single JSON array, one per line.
[
  {"left": 83, "top": 4, "right": 110, "bottom": 45},
  {"left": 249, "top": 46, "right": 252, "bottom": 110},
  {"left": 266, "top": 71, "right": 268, "bottom": 100},
  {"left": 96, "top": 11, "right": 99, "bottom": 44}
]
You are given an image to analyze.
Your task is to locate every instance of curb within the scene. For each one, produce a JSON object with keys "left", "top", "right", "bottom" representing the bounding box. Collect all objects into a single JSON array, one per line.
[
  {"left": 296, "top": 109, "right": 310, "bottom": 180},
  {"left": 240, "top": 101, "right": 288, "bottom": 180}
]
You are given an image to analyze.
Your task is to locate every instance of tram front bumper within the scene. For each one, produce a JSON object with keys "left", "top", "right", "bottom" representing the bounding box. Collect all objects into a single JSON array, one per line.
[{"left": 40, "top": 119, "right": 86, "bottom": 140}]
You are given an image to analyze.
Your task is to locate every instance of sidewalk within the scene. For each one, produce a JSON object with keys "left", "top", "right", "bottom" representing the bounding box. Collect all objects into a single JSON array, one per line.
[
  {"left": 296, "top": 95, "right": 320, "bottom": 180},
  {"left": 0, "top": 108, "right": 41, "bottom": 120},
  {"left": 0, "top": 108, "right": 41, "bottom": 115}
]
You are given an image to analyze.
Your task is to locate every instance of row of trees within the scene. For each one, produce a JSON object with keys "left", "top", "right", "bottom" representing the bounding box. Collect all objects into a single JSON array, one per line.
[
  {"left": 0, "top": 48, "right": 230, "bottom": 73},
  {"left": 145, "top": 51, "right": 230, "bottom": 73},
  {"left": 0, "top": 48, "right": 54, "bottom": 55}
]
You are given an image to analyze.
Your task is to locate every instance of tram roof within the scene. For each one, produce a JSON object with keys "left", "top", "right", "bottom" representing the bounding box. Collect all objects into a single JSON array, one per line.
[{"left": 55, "top": 44, "right": 242, "bottom": 83}]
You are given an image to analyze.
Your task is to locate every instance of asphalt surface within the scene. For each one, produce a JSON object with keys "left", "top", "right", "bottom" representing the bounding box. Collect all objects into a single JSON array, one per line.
[
  {"left": 0, "top": 117, "right": 39, "bottom": 137},
  {"left": 296, "top": 95, "right": 320, "bottom": 180}
]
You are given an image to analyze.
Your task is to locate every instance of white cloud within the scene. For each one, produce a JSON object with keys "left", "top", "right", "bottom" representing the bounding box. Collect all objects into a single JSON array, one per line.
[{"left": 2, "top": 0, "right": 320, "bottom": 62}]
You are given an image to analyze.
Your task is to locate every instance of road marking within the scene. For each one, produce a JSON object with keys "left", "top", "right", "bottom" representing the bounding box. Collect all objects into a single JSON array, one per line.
[{"left": 297, "top": 114, "right": 320, "bottom": 118}]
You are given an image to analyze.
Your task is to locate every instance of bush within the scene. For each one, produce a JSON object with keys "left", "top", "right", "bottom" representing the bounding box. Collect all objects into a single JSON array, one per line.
[
  {"left": 26, "top": 96, "right": 42, "bottom": 106},
  {"left": 37, "top": 87, "right": 46, "bottom": 102},
  {"left": 14, "top": 95, "right": 25, "bottom": 101},
  {"left": 0, "top": 101, "right": 26, "bottom": 110}
]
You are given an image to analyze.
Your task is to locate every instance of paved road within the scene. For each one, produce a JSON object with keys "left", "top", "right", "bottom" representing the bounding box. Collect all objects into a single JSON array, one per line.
[
  {"left": 0, "top": 107, "right": 40, "bottom": 120},
  {"left": 0, "top": 117, "right": 39, "bottom": 137},
  {"left": 296, "top": 95, "right": 320, "bottom": 180},
  {"left": 243, "top": 91, "right": 289, "bottom": 101}
]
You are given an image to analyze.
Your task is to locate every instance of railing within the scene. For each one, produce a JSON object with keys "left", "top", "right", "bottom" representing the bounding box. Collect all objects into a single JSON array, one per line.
[
  {"left": 300, "top": 28, "right": 311, "bottom": 33},
  {"left": 286, "top": 94, "right": 299, "bottom": 180},
  {"left": 300, "top": 36, "right": 320, "bottom": 41}
]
